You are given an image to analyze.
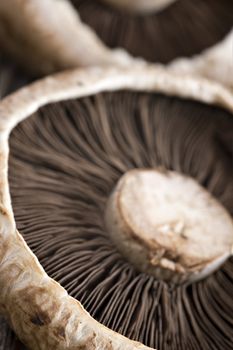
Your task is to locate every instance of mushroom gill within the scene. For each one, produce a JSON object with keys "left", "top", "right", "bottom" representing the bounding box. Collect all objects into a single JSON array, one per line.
[
  {"left": 71, "top": 0, "right": 233, "bottom": 63},
  {"left": 8, "top": 90, "right": 233, "bottom": 350}
]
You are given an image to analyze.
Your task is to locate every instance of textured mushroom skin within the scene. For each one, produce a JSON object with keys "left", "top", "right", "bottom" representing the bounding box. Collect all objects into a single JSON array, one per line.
[
  {"left": 0, "top": 228, "right": 152, "bottom": 349},
  {"left": 0, "top": 66, "right": 232, "bottom": 349}
]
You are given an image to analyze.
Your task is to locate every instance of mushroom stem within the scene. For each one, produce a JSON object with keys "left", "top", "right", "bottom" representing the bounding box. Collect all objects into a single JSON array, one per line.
[
  {"left": 105, "top": 169, "right": 233, "bottom": 284},
  {"left": 101, "top": 0, "right": 177, "bottom": 14}
]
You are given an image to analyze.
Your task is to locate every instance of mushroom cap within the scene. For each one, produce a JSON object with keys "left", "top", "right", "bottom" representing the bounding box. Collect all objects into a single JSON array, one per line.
[
  {"left": 0, "top": 0, "right": 232, "bottom": 90},
  {"left": 0, "top": 0, "right": 132, "bottom": 76},
  {"left": 0, "top": 65, "right": 232, "bottom": 349}
]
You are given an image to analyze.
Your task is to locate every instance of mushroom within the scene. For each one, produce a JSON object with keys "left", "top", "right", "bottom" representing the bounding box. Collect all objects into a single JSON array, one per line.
[
  {"left": 99, "top": 0, "right": 177, "bottom": 14},
  {"left": 0, "top": 65, "right": 232, "bottom": 349},
  {"left": 0, "top": 58, "right": 31, "bottom": 350},
  {"left": 0, "top": 0, "right": 233, "bottom": 87},
  {"left": 170, "top": 29, "right": 233, "bottom": 90},
  {"left": 0, "top": 0, "right": 132, "bottom": 76},
  {"left": 71, "top": 0, "right": 233, "bottom": 64},
  {"left": 105, "top": 169, "right": 233, "bottom": 284}
]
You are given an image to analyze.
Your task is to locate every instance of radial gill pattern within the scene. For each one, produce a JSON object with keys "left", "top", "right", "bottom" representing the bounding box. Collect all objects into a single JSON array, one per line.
[
  {"left": 71, "top": 0, "right": 233, "bottom": 63},
  {"left": 9, "top": 92, "right": 233, "bottom": 350}
]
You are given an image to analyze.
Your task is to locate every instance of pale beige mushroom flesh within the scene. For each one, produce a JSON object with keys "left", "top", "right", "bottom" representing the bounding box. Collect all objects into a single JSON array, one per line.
[
  {"left": 105, "top": 169, "right": 233, "bottom": 284},
  {"left": 0, "top": 0, "right": 132, "bottom": 76},
  {"left": 0, "top": 65, "right": 233, "bottom": 349}
]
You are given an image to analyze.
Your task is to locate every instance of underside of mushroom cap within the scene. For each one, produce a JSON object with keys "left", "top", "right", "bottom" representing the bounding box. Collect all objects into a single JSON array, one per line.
[
  {"left": 0, "top": 0, "right": 233, "bottom": 86},
  {"left": 73, "top": 0, "right": 233, "bottom": 69},
  {"left": 0, "top": 66, "right": 232, "bottom": 349}
]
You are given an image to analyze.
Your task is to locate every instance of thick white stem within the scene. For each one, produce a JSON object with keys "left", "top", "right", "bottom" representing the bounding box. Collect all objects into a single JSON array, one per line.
[
  {"left": 101, "top": 0, "right": 177, "bottom": 14},
  {"left": 105, "top": 170, "right": 233, "bottom": 284}
]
